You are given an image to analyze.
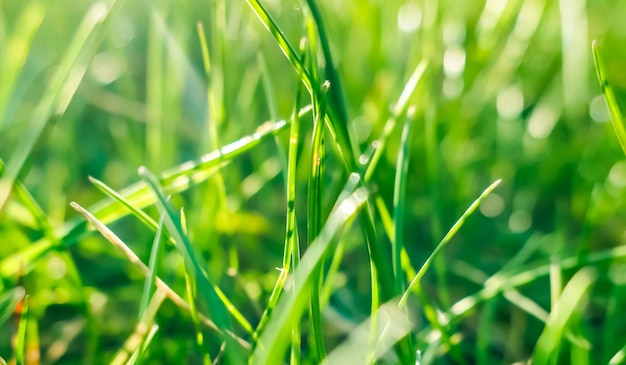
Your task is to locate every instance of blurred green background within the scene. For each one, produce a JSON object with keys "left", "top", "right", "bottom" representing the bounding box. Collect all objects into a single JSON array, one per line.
[{"left": 2, "top": 0, "right": 626, "bottom": 363}]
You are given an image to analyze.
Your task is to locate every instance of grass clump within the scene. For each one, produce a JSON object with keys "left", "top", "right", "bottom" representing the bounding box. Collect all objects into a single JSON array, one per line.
[{"left": 2, "top": 0, "right": 626, "bottom": 364}]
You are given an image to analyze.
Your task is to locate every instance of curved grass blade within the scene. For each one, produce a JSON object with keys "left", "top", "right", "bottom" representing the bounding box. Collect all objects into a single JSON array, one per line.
[
  {"left": 399, "top": 179, "right": 502, "bottom": 307},
  {"left": 592, "top": 40, "right": 626, "bottom": 157},
  {"left": 251, "top": 173, "right": 367, "bottom": 365},
  {"left": 532, "top": 267, "right": 597, "bottom": 364}
]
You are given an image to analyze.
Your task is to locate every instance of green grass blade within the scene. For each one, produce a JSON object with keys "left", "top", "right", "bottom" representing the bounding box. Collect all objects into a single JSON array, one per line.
[
  {"left": 307, "top": 81, "right": 329, "bottom": 363},
  {"left": 532, "top": 267, "right": 597, "bottom": 364},
  {"left": 592, "top": 40, "right": 626, "bottom": 157},
  {"left": 138, "top": 212, "right": 166, "bottom": 321},
  {"left": 252, "top": 70, "right": 305, "bottom": 356},
  {"left": 179, "top": 208, "right": 212, "bottom": 365},
  {"left": 251, "top": 174, "right": 367, "bottom": 365},
  {"left": 183, "top": 250, "right": 213, "bottom": 365},
  {"left": 89, "top": 176, "right": 160, "bottom": 232},
  {"left": 392, "top": 107, "right": 417, "bottom": 294},
  {"left": 304, "top": 0, "right": 353, "bottom": 154},
  {"left": 400, "top": 179, "right": 502, "bottom": 307},
  {"left": 15, "top": 295, "right": 28, "bottom": 365}
]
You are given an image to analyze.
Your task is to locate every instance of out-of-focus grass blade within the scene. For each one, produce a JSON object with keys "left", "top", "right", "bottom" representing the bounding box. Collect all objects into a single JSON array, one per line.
[
  {"left": 0, "top": 287, "right": 25, "bottom": 326},
  {"left": 138, "top": 167, "right": 250, "bottom": 364},
  {"left": 532, "top": 267, "right": 597, "bottom": 364},
  {"left": 609, "top": 343, "right": 626, "bottom": 365},
  {"left": 124, "top": 324, "right": 158, "bottom": 365},
  {"left": 326, "top": 298, "right": 413, "bottom": 365},
  {"left": 15, "top": 295, "right": 28, "bottom": 365},
  {"left": 0, "top": 0, "right": 124, "bottom": 213},
  {"left": 592, "top": 40, "right": 626, "bottom": 157},
  {"left": 251, "top": 174, "right": 368, "bottom": 365},
  {"left": 111, "top": 290, "right": 164, "bottom": 365},
  {"left": 0, "top": 2, "right": 45, "bottom": 127},
  {"left": 0, "top": 108, "right": 311, "bottom": 279},
  {"left": 364, "top": 61, "right": 427, "bottom": 182},
  {"left": 399, "top": 179, "right": 502, "bottom": 307}
]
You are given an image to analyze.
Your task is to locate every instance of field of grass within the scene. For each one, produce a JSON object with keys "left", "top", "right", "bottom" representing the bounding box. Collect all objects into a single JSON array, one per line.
[{"left": 2, "top": 0, "right": 626, "bottom": 364}]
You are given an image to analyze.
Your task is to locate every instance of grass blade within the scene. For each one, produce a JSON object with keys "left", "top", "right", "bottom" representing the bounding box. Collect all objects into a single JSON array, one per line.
[
  {"left": 307, "top": 81, "right": 329, "bottom": 363},
  {"left": 592, "top": 40, "right": 626, "bottom": 157},
  {"left": 532, "top": 267, "right": 597, "bottom": 364},
  {"left": 400, "top": 179, "right": 502, "bottom": 307},
  {"left": 251, "top": 173, "right": 367, "bottom": 365},
  {"left": 392, "top": 107, "right": 417, "bottom": 293},
  {"left": 15, "top": 295, "right": 28, "bottom": 365},
  {"left": 326, "top": 298, "right": 413, "bottom": 365}
]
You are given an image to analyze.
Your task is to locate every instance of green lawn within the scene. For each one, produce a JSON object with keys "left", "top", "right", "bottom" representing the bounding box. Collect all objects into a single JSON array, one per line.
[{"left": 2, "top": 0, "right": 626, "bottom": 364}]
